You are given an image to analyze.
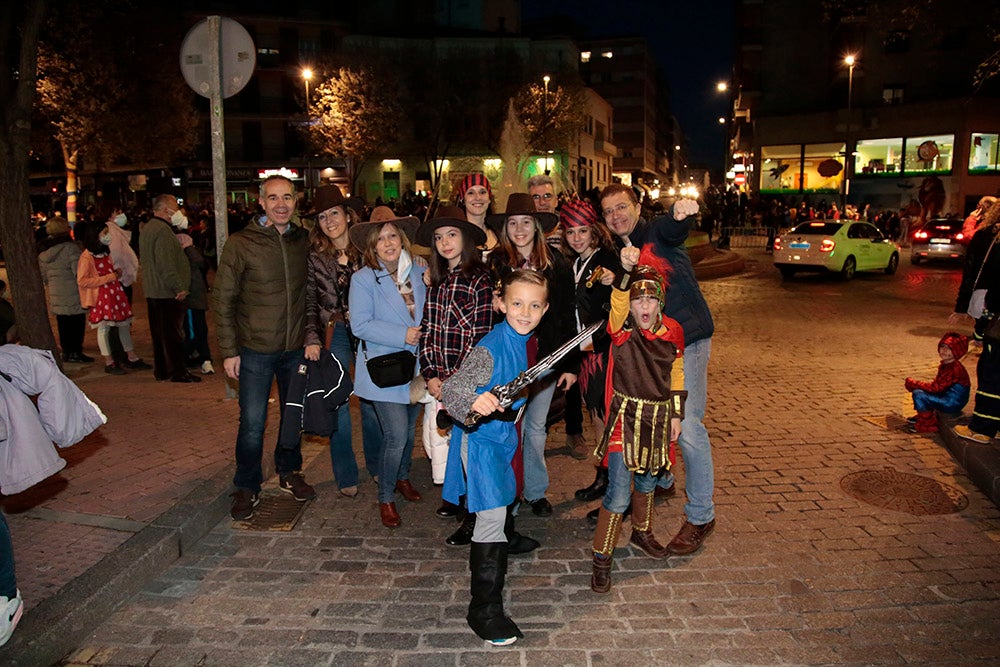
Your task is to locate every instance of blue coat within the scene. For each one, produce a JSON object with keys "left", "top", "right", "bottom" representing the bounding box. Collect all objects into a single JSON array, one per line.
[
  {"left": 441, "top": 321, "right": 529, "bottom": 513},
  {"left": 349, "top": 261, "right": 426, "bottom": 404}
]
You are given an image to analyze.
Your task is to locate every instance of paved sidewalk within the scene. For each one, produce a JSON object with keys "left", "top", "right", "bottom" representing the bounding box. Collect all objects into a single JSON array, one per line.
[{"left": 5, "top": 255, "right": 1000, "bottom": 665}]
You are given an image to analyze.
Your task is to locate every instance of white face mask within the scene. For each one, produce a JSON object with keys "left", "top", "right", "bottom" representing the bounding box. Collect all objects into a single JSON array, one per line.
[
  {"left": 171, "top": 209, "right": 189, "bottom": 230},
  {"left": 99, "top": 234, "right": 111, "bottom": 246},
  {"left": 113, "top": 213, "right": 128, "bottom": 227}
]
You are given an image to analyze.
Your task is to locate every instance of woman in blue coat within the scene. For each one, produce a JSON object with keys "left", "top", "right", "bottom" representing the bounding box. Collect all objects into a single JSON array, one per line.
[{"left": 348, "top": 207, "right": 426, "bottom": 528}]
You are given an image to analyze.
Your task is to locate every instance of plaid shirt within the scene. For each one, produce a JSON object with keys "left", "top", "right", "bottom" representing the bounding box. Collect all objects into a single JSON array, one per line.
[{"left": 420, "top": 267, "right": 494, "bottom": 381}]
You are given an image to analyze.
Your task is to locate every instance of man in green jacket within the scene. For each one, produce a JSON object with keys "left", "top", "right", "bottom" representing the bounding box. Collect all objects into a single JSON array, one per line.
[
  {"left": 141, "top": 195, "right": 197, "bottom": 382},
  {"left": 213, "top": 175, "right": 315, "bottom": 521}
]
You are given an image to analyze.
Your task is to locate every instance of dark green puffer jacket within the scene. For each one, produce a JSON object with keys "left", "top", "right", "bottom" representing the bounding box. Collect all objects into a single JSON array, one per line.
[{"left": 213, "top": 221, "right": 309, "bottom": 357}]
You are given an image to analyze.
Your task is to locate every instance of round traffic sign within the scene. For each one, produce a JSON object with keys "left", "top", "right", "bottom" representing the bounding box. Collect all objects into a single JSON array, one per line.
[{"left": 180, "top": 17, "right": 255, "bottom": 99}]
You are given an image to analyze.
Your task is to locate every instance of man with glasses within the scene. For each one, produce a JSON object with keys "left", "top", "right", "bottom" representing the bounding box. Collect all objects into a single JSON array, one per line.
[
  {"left": 527, "top": 174, "right": 557, "bottom": 214},
  {"left": 598, "top": 183, "right": 716, "bottom": 556}
]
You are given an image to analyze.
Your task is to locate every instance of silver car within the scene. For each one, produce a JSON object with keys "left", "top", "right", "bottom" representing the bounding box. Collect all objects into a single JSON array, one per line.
[{"left": 910, "top": 218, "right": 967, "bottom": 265}]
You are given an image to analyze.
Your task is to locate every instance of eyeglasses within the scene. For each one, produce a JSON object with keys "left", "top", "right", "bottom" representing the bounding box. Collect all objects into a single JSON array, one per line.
[
  {"left": 602, "top": 202, "right": 632, "bottom": 217},
  {"left": 531, "top": 193, "right": 554, "bottom": 200}
]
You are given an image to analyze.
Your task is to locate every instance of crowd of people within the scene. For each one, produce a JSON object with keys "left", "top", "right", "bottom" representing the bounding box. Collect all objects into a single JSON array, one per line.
[
  {"left": 20, "top": 172, "right": 719, "bottom": 647},
  {"left": 206, "top": 172, "right": 718, "bottom": 646}
]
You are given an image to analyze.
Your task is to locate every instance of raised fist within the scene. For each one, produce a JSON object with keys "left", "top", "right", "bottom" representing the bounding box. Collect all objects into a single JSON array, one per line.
[{"left": 674, "top": 199, "right": 699, "bottom": 221}]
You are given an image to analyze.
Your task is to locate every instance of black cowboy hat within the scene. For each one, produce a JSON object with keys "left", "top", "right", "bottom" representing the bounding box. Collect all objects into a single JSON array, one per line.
[
  {"left": 485, "top": 192, "right": 558, "bottom": 235},
  {"left": 415, "top": 205, "right": 487, "bottom": 247}
]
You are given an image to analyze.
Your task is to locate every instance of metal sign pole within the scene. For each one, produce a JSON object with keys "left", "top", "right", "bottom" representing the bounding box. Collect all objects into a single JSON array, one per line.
[{"left": 208, "top": 16, "right": 229, "bottom": 258}]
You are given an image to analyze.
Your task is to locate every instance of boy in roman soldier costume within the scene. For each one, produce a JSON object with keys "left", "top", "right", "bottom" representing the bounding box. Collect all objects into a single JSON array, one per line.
[{"left": 591, "top": 244, "right": 687, "bottom": 593}]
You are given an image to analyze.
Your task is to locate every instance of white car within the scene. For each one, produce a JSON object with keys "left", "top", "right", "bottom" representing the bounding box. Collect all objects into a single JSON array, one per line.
[{"left": 773, "top": 220, "right": 900, "bottom": 280}]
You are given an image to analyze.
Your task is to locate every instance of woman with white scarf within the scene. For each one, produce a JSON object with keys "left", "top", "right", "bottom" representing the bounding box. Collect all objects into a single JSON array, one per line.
[{"left": 348, "top": 207, "right": 427, "bottom": 528}]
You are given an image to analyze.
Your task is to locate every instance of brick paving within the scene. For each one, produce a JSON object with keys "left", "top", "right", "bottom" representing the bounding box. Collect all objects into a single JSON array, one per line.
[{"left": 6, "top": 253, "right": 1000, "bottom": 665}]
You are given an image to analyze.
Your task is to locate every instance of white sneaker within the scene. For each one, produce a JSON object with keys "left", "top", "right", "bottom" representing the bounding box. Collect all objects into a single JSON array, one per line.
[
  {"left": 0, "top": 589, "right": 23, "bottom": 647},
  {"left": 201, "top": 360, "right": 215, "bottom": 375},
  {"left": 488, "top": 636, "right": 518, "bottom": 646}
]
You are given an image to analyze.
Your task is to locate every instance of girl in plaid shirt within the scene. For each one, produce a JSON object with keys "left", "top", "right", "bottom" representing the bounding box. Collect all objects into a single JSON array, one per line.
[{"left": 417, "top": 206, "right": 495, "bottom": 519}]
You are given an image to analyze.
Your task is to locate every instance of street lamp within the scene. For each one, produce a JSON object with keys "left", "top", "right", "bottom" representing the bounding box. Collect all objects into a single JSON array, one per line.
[
  {"left": 842, "top": 54, "right": 857, "bottom": 208},
  {"left": 542, "top": 75, "right": 551, "bottom": 174},
  {"left": 302, "top": 68, "right": 313, "bottom": 109}
]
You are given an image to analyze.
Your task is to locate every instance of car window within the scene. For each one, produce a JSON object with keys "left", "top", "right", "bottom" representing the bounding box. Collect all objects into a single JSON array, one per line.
[
  {"left": 847, "top": 224, "right": 866, "bottom": 239},
  {"left": 792, "top": 221, "right": 842, "bottom": 235}
]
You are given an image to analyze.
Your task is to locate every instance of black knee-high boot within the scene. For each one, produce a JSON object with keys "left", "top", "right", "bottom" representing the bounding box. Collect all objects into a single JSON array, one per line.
[{"left": 467, "top": 541, "right": 523, "bottom": 643}]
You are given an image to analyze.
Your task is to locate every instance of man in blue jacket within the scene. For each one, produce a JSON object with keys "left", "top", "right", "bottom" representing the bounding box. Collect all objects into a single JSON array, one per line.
[{"left": 599, "top": 183, "right": 716, "bottom": 555}]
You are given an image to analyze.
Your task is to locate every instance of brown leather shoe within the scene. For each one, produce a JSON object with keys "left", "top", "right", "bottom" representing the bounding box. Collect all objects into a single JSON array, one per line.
[
  {"left": 379, "top": 502, "right": 401, "bottom": 528},
  {"left": 654, "top": 482, "right": 676, "bottom": 499},
  {"left": 395, "top": 479, "right": 422, "bottom": 502},
  {"left": 666, "top": 519, "right": 715, "bottom": 555},
  {"left": 591, "top": 554, "right": 612, "bottom": 593},
  {"left": 630, "top": 530, "right": 669, "bottom": 559}
]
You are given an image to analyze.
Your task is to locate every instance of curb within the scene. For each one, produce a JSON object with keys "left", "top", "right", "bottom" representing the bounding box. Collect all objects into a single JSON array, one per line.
[
  {"left": 4, "top": 466, "right": 234, "bottom": 666},
  {"left": 937, "top": 414, "right": 1000, "bottom": 508}
]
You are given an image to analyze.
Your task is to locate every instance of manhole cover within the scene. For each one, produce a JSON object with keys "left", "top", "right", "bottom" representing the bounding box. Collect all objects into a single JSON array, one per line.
[
  {"left": 840, "top": 469, "right": 968, "bottom": 515},
  {"left": 232, "top": 490, "right": 310, "bottom": 531}
]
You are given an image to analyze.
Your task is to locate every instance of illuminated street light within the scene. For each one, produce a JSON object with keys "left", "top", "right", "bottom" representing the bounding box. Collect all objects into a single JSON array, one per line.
[
  {"left": 302, "top": 68, "right": 313, "bottom": 108},
  {"left": 842, "top": 54, "right": 857, "bottom": 208},
  {"left": 718, "top": 117, "right": 725, "bottom": 124},
  {"left": 717, "top": 81, "right": 728, "bottom": 93}
]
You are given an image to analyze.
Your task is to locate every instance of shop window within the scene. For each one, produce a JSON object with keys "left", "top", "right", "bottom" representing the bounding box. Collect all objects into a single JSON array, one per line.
[
  {"left": 969, "top": 133, "right": 1000, "bottom": 173},
  {"left": 902, "top": 134, "right": 953, "bottom": 175},
  {"left": 760, "top": 145, "right": 802, "bottom": 194},
  {"left": 856, "top": 137, "right": 903, "bottom": 175},
  {"left": 802, "top": 142, "right": 846, "bottom": 195}
]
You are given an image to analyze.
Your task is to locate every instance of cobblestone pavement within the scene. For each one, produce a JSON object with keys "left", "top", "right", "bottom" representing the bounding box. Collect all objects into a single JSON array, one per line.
[{"left": 9, "top": 252, "right": 1000, "bottom": 665}]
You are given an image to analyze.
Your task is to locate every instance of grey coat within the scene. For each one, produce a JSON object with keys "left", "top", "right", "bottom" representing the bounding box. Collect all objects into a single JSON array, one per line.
[{"left": 38, "top": 236, "right": 85, "bottom": 315}]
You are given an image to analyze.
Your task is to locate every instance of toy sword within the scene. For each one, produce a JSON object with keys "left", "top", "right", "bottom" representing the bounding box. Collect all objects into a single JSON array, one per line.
[{"left": 464, "top": 319, "right": 605, "bottom": 427}]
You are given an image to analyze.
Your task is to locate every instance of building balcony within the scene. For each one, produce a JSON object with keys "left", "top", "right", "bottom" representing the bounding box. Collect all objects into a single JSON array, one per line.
[{"left": 594, "top": 139, "right": 618, "bottom": 156}]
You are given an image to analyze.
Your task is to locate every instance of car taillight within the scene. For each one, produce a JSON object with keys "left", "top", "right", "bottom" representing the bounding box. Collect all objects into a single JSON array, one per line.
[
  {"left": 773, "top": 237, "right": 782, "bottom": 251},
  {"left": 956, "top": 232, "right": 965, "bottom": 241},
  {"left": 914, "top": 230, "right": 929, "bottom": 240},
  {"left": 820, "top": 239, "right": 835, "bottom": 253}
]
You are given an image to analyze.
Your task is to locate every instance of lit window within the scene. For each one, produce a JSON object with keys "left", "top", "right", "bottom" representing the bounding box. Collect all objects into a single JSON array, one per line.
[
  {"left": 601, "top": 51, "right": 613, "bottom": 59},
  {"left": 580, "top": 51, "right": 591, "bottom": 63}
]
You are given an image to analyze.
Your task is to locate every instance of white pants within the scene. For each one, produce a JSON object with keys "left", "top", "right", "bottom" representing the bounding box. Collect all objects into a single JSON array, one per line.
[{"left": 420, "top": 396, "right": 450, "bottom": 484}]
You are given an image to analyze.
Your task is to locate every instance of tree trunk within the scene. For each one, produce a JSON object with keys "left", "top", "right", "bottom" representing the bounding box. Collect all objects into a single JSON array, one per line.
[
  {"left": 62, "top": 144, "right": 79, "bottom": 223},
  {"left": 0, "top": 1, "right": 58, "bottom": 355}
]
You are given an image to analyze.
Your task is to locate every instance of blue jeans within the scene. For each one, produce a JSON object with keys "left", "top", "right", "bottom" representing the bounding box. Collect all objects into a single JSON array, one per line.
[
  {"left": 660, "top": 336, "right": 714, "bottom": 525},
  {"left": 912, "top": 385, "right": 969, "bottom": 414},
  {"left": 0, "top": 512, "right": 16, "bottom": 598},
  {"left": 371, "top": 401, "right": 419, "bottom": 503},
  {"left": 327, "top": 322, "right": 360, "bottom": 490},
  {"left": 233, "top": 347, "right": 305, "bottom": 493},
  {"left": 603, "top": 451, "right": 658, "bottom": 513},
  {"left": 522, "top": 373, "right": 557, "bottom": 502}
]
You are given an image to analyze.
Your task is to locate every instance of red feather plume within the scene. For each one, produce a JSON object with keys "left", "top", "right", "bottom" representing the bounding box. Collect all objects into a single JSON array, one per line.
[{"left": 636, "top": 243, "right": 671, "bottom": 291}]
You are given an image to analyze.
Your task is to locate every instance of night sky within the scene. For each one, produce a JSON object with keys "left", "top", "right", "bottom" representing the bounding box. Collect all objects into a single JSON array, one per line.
[{"left": 521, "top": 0, "right": 735, "bottom": 170}]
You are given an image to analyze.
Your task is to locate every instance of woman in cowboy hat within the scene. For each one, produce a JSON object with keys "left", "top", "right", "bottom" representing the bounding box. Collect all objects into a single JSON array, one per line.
[
  {"left": 486, "top": 193, "right": 579, "bottom": 519},
  {"left": 349, "top": 206, "right": 427, "bottom": 528},
  {"left": 302, "top": 184, "right": 374, "bottom": 498}
]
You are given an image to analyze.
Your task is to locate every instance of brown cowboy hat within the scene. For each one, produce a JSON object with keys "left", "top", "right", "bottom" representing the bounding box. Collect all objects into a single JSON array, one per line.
[
  {"left": 349, "top": 206, "right": 420, "bottom": 251},
  {"left": 486, "top": 192, "right": 558, "bottom": 235},
  {"left": 415, "top": 205, "right": 487, "bottom": 247},
  {"left": 303, "top": 185, "right": 348, "bottom": 217}
]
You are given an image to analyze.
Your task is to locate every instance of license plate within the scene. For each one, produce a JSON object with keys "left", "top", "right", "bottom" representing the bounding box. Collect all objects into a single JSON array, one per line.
[
  {"left": 790, "top": 242, "right": 809, "bottom": 249},
  {"left": 930, "top": 238, "right": 951, "bottom": 244}
]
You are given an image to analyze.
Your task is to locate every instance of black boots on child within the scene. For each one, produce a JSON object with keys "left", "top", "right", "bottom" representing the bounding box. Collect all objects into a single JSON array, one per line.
[{"left": 467, "top": 541, "right": 523, "bottom": 645}]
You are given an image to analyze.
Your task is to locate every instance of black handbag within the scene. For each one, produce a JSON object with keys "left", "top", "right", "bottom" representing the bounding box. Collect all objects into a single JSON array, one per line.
[{"left": 362, "top": 341, "right": 416, "bottom": 388}]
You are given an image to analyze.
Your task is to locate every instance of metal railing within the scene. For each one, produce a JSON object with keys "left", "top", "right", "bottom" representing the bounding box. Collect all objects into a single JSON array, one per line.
[{"left": 717, "top": 227, "right": 775, "bottom": 250}]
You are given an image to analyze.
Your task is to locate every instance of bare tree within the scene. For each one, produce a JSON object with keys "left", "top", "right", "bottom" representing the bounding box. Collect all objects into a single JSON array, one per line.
[
  {"left": 0, "top": 0, "right": 58, "bottom": 352},
  {"left": 514, "top": 80, "right": 588, "bottom": 155}
]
